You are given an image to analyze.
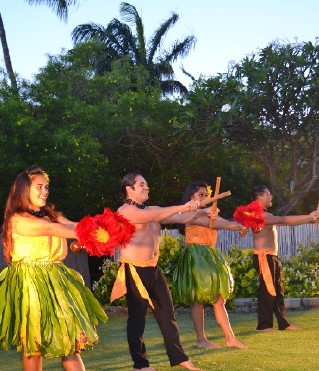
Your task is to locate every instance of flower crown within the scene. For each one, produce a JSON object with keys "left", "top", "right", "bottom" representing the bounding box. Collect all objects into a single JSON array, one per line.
[{"left": 43, "top": 171, "right": 50, "bottom": 184}]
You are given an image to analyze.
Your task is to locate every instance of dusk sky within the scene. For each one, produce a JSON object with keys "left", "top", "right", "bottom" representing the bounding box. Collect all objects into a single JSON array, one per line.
[{"left": 2, "top": 0, "right": 319, "bottom": 87}]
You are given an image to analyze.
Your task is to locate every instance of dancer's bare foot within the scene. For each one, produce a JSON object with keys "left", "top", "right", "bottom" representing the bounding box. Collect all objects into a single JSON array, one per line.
[
  {"left": 225, "top": 339, "right": 248, "bottom": 349},
  {"left": 133, "top": 368, "right": 156, "bottom": 371},
  {"left": 179, "top": 360, "right": 201, "bottom": 370},
  {"left": 257, "top": 327, "right": 277, "bottom": 332},
  {"left": 196, "top": 339, "right": 220, "bottom": 349},
  {"left": 284, "top": 324, "right": 301, "bottom": 331}
]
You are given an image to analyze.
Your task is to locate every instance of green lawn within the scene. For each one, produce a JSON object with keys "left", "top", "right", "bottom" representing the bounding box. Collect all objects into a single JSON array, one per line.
[{"left": 1, "top": 307, "right": 318, "bottom": 370}]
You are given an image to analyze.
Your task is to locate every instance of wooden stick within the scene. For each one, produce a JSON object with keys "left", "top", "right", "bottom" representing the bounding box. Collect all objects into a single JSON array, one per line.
[
  {"left": 200, "top": 191, "right": 231, "bottom": 208},
  {"left": 209, "top": 177, "right": 221, "bottom": 228},
  {"left": 178, "top": 191, "right": 231, "bottom": 214}
]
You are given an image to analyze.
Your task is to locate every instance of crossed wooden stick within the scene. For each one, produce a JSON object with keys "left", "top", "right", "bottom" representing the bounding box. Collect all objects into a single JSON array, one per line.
[{"left": 196, "top": 177, "right": 231, "bottom": 228}]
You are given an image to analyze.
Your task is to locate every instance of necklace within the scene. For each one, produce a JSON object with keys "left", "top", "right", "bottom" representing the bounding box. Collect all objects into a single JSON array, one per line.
[
  {"left": 124, "top": 198, "right": 146, "bottom": 209},
  {"left": 28, "top": 208, "right": 46, "bottom": 217}
]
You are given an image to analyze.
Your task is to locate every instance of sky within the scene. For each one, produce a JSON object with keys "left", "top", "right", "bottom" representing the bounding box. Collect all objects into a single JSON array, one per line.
[{"left": 2, "top": 0, "right": 319, "bottom": 88}]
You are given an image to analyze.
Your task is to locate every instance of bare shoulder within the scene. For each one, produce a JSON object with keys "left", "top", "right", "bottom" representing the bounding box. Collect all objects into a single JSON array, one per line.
[
  {"left": 12, "top": 212, "right": 50, "bottom": 235},
  {"left": 264, "top": 211, "right": 283, "bottom": 225},
  {"left": 12, "top": 213, "right": 30, "bottom": 225},
  {"left": 117, "top": 203, "right": 132, "bottom": 216}
]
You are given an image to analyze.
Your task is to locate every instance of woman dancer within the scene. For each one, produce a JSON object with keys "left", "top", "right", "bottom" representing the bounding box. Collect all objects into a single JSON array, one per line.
[
  {"left": 173, "top": 180, "right": 247, "bottom": 349},
  {"left": 0, "top": 165, "right": 108, "bottom": 370}
]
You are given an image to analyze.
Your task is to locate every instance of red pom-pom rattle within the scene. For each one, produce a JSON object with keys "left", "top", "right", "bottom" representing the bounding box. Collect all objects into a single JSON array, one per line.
[{"left": 74, "top": 207, "right": 136, "bottom": 257}]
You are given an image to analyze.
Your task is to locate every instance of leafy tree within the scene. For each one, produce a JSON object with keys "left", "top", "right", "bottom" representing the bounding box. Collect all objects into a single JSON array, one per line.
[
  {"left": 0, "top": 65, "right": 109, "bottom": 223},
  {"left": 179, "top": 41, "right": 319, "bottom": 214},
  {"left": 228, "top": 41, "right": 319, "bottom": 214},
  {"left": 71, "top": 2, "right": 196, "bottom": 96},
  {"left": 170, "top": 76, "right": 264, "bottom": 216}
]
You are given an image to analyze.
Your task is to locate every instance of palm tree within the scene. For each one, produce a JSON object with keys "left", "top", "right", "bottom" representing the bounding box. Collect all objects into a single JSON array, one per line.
[
  {"left": 0, "top": 0, "right": 79, "bottom": 91},
  {"left": 71, "top": 2, "right": 196, "bottom": 95},
  {"left": 0, "top": 13, "right": 17, "bottom": 91}
]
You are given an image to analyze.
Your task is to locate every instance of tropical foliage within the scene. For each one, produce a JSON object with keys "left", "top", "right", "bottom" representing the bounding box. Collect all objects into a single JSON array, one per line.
[
  {"left": 177, "top": 41, "right": 319, "bottom": 214},
  {"left": 1, "top": 2, "right": 318, "bottom": 217},
  {"left": 282, "top": 243, "right": 319, "bottom": 298},
  {"left": 91, "top": 259, "right": 125, "bottom": 306},
  {"left": 227, "top": 246, "right": 259, "bottom": 308},
  {"left": 91, "top": 237, "right": 319, "bottom": 308},
  {"left": 71, "top": 2, "right": 196, "bottom": 95}
]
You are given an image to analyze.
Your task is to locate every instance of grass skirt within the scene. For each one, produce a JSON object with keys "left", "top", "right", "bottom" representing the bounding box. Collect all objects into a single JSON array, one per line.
[
  {"left": 172, "top": 244, "right": 234, "bottom": 306},
  {"left": 0, "top": 261, "right": 108, "bottom": 357}
]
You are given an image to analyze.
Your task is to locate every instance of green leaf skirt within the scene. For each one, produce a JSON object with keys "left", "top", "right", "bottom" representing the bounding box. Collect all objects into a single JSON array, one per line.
[
  {"left": 0, "top": 261, "right": 108, "bottom": 357},
  {"left": 172, "top": 244, "right": 234, "bottom": 306}
]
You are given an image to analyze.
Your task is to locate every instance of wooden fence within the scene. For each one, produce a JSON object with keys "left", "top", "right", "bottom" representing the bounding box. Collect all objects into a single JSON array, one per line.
[{"left": 161, "top": 223, "right": 319, "bottom": 257}]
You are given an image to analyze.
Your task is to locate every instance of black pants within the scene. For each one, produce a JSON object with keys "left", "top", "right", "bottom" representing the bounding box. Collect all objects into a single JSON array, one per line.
[
  {"left": 125, "top": 264, "right": 188, "bottom": 369},
  {"left": 253, "top": 254, "right": 290, "bottom": 330}
]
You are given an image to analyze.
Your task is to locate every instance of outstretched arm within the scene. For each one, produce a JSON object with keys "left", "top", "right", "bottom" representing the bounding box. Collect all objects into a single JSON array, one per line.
[
  {"left": 265, "top": 211, "right": 319, "bottom": 226},
  {"left": 57, "top": 214, "right": 77, "bottom": 229},
  {"left": 118, "top": 200, "right": 200, "bottom": 224},
  {"left": 187, "top": 214, "right": 244, "bottom": 231},
  {"left": 12, "top": 215, "right": 77, "bottom": 238},
  {"left": 161, "top": 207, "right": 212, "bottom": 225}
]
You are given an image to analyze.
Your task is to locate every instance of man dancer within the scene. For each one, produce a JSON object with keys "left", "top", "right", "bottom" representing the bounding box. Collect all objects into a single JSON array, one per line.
[
  {"left": 111, "top": 172, "right": 206, "bottom": 371},
  {"left": 251, "top": 185, "right": 318, "bottom": 331}
]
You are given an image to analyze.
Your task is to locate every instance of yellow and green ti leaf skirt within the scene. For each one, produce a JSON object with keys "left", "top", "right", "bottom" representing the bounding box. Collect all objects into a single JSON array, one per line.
[{"left": 0, "top": 261, "right": 108, "bottom": 357}]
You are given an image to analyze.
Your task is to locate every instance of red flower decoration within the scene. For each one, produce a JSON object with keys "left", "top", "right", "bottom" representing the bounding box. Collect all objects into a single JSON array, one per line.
[
  {"left": 75, "top": 208, "right": 136, "bottom": 256},
  {"left": 233, "top": 200, "right": 266, "bottom": 233}
]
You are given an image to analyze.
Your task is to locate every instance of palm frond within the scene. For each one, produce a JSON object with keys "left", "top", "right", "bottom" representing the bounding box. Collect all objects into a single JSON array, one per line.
[
  {"left": 163, "top": 36, "right": 197, "bottom": 64},
  {"left": 160, "top": 79, "right": 188, "bottom": 96},
  {"left": 147, "top": 13, "right": 178, "bottom": 64},
  {"left": 26, "top": 0, "right": 79, "bottom": 21},
  {"left": 106, "top": 19, "right": 138, "bottom": 59},
  {"left": 120, "top": 2, "right": 146, "bottom": 65},
  {"left": 72, "top": 22, "right": 107, "bottom": 44},
  {"left": 181, "top": 66, "right": 196, "bottom": 82}
]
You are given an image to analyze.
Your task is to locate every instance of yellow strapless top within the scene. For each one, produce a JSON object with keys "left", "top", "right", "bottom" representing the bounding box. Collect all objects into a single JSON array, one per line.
[
  {"left": 185, "top": 225, "right": 218, "bottom": 248},
  {"left": 11, "top": 233, "right": 68, "bottom": 262}
]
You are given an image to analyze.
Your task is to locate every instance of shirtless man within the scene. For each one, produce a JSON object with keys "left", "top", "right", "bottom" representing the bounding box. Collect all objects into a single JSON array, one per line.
[
  {"left": 251, "top": 185, "right": 319, "bottom": 331},
  {"left": 111, "top": 172, "right": 206, "bottom": 371}
]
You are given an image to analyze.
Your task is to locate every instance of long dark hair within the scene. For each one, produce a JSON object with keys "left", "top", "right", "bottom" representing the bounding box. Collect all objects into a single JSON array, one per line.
[
  {"left": 179, "top": 180, "right": 208, "bottom": 235},
  {"left": 119, "top": 172, "right": 142, "bottom": 204},
  {"left": 2, "top": 165, "right": 60, "bottom": 264}
]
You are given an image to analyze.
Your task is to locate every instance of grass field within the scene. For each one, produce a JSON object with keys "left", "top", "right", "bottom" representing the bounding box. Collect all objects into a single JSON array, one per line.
[{"left": 1, "top": 307, "right": 318, "bottom": 370}]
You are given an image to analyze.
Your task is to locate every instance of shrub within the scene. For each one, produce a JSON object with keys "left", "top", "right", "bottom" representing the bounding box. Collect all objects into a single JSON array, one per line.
[
  {"left": 92, "top": 238, "right": 319, "bottom": 307},
  {"left": 282, "top": 243, "right": 319, "bottom": 298},
  {"left": 92, "top": 259, "right": 125, "bottom": 306},
  {"left": 157, "top": 235, "right": 185, "bottom": 290},
  {"left": 227, "top": 245, "right": 259, "bottom": 308}
]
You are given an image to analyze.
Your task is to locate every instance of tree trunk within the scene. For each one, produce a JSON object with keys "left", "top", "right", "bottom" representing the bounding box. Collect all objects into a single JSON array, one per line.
[{"left": 0, "top": 12, "right": 18, "bottom": 92}]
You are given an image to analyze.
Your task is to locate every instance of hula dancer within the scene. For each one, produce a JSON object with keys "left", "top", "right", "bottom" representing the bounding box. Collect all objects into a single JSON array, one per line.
[
  {"left": 173, "top": 180, "right": 247, "bottom": 349},
  {"left": 110, "top": 172, "right": 204, "bottom": 371},
  {"left": 248, "top": 185, "right": 318, "bottom": 331},
  {"left": 0, "top": 165, "right": 108, "bottom": 371}
]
